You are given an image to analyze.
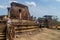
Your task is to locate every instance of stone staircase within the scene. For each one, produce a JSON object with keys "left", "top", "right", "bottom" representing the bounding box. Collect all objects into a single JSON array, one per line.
[
  {"left": 0, "top": 21, "right": 6, "bottom": 40},
  {"left": 11, "top": 20, "right": 39, "bottom": 38},
  {"left": 15, "top": 26, "right": 38, "bottom": 33},
  {"left": 0, "top": 33, "right": 6, "bottom": 40}
]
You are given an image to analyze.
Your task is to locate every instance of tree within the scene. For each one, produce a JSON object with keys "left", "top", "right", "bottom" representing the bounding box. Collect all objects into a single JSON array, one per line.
[{"left": 37, "top": 17, "right": 43, "bottom": 23}]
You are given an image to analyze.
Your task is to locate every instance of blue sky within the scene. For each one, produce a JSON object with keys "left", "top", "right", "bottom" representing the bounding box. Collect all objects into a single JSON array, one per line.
[{"left": 0, "top": 0, "right": 60, "bottom": 21}]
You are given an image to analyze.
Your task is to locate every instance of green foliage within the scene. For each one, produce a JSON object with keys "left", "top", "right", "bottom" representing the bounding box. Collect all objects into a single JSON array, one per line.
[
  {"left": 37, "top": 17, "right": 43, "bottom": 21},
  {"left": 57, "top": 21, "right": 60, "bottom": 26}
]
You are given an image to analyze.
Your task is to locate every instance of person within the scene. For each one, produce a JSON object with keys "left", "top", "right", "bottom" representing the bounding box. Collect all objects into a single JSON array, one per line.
[
  {"left": 7, "top": 18, "right": 11, "bottom": 25},
  {"left": 34, "top": 20, "right": 39, "bottom": 24}
]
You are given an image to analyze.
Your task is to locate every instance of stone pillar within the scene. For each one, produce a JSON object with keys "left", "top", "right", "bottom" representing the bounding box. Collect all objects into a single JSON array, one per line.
[
  {"left": 7, "top": 7, "right": 11, "bottom": 18},
  {"left": 20, "top": 13, "right": 21, "bottom": 20}
]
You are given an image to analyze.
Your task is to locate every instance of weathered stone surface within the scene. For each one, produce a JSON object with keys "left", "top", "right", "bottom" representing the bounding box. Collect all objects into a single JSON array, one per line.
[{"left": 8, "top": 2, "right": 30, "bottom": 20}]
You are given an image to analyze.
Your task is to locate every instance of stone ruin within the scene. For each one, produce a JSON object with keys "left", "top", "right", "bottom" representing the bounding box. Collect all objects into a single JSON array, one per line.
[{"left": 0, "top": 2, "right": 38, "bottom": 40}]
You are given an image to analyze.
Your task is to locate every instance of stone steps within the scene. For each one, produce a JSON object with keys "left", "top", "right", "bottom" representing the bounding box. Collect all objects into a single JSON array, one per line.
[
  {"left": 0, "top": 33, "right": 6, "bottom": 40},
  {"left": 15, "top": 28, "right": 38, "bottom": 32},
  {"left": 0, "top": 23, "right": 6, "bottom": 40}
]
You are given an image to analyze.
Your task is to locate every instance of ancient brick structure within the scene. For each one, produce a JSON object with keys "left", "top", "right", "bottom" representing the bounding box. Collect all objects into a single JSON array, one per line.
[
  {"left": 0, "top": 2, "right": 38, "bottom": 40},
  {"left": 6, "top": 2, "right": 38, "bottom": 40},
  {"left": 8, "top": 2, "right": 30, "bottom": 20}
]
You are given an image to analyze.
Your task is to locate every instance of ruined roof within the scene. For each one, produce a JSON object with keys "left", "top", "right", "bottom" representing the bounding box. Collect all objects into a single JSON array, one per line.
[
  {"left": 44, "top": 15, "right": 52, "bottom": 17},
  {"left": 11, "top": 2, "right": 28, "bottom": 8}
]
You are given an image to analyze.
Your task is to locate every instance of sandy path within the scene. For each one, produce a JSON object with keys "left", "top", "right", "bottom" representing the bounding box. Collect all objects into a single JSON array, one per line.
[{"left": 14, "top": 28, "right": 60, "bottom": 40}]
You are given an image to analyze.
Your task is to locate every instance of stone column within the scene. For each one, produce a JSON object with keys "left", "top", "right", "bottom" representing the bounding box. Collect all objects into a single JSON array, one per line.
[{"left": 7, "top": 7, "right": 10, "bottom": 18}]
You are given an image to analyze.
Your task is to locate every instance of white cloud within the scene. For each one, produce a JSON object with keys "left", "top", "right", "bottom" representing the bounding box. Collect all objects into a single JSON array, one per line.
[
  {"left": 9, "top": 0, "right": 18, "bottom": 3},
  {"left": 41, "top": 0, "right": 49, "bottom": 2},
  {"left": 56, "top": 0, "right": 60, "bottom": 2},
  {"left": 40, "top": 0, "right": 60, "bottom": 2},
  {"left": 29, "top": 4, "right": 59, "bottom": 18},
  {"left": 0, "top": 5, "right": 4, "bottom": 9},
  {"left": 25, "top": 1, "right": 36, "bottom": 7},
  {"left": 0, "top": 5, "right": 8, "bottom": 9}
]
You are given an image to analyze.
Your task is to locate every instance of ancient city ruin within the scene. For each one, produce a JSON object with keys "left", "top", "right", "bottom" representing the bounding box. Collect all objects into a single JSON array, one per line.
[
  {"left": 0, "top": 2, "right": 60, "bottom": 40},
  {"left": 0, "top": 2, "right": 39, "bottom": 40}
]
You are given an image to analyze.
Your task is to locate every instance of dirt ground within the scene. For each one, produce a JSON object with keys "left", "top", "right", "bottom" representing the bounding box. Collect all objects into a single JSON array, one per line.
[{"left": 14, "top": 28, "right": 60, "bottom": 40}]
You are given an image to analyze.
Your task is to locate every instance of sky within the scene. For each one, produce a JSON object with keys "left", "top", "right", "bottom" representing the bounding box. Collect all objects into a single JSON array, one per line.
[{"left": 0, "top": 0, "right": 60, "bottom": 21}]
